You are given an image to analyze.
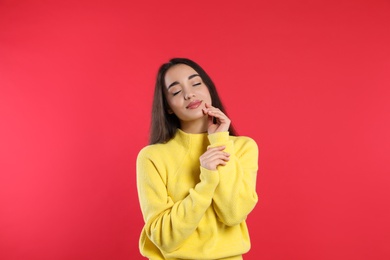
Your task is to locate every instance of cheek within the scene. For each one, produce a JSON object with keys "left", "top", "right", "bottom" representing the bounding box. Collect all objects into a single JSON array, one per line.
[
  {"left": 201, "top": 87, "right": 212, "bottom": 100},
  {"left": 166, "top": 98, "right": 180, "bottom": 110}
]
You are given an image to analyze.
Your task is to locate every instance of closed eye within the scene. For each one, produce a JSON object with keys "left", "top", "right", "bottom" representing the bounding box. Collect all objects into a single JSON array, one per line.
[
  {"left": 173, "top": 90, "right": 181, "bottom": 96},
  {"left": 193, "top": 83, "right": 201, "bottom": 86}
]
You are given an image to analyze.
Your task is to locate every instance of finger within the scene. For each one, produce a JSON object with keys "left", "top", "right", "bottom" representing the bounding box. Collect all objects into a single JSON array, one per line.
[
  {"left": 204, "top": 104, "right": 220, "bottom": 113},
  {"left": 203, "top": 106, "right": 228, "bottom": 120},
  {"left": 200, "top": 146, "right": 225, "bottom": 158},
  {"left": 206, "top": 146, "right": 226, "bottom": 151},
  {"left": 200, "top": 149, "right": 223, "bottom": 159},
  {"left": 207, "top": 111, "right": 228, "bottom": 122},
  {"left": 204, "top": 103, "right": 222, "bottom": 113},
  {"left": 201, "top": 157, "right": 229, "bottom": 169},
  {"left": 205, "top": 103, "right": 221, "bottom": 111},
  {"left": 213, "top": 159, "right": 228, "bottom": 167},
  {"left": 204, "top": 150, "right": 230, "bottom": 159},
  {"left": 202, "top": 149, "right": 226, "bottom": 158},
  {"left": 204, "top": 152, "right": 230, "bottom": 162},
  {"left": 208, "top": 114, "right": 214, "bottom": 127},
  {"left": 207, "top": 110, "right": 227, "bottom": 119},
  {"left": 212, "top": 160, "right": 227, "bottom": 168},
  {"left": 202, "top": 107, "right": 208, "bottom": 115},
  {"left": 203, "top": 103, "right": 214, "bottom": 113},
  {"left": 202, "top": 160, "right": 226, "bottom": 170},
  {"left": 200, "top": 150, "right": 229, "bottom": 162}
]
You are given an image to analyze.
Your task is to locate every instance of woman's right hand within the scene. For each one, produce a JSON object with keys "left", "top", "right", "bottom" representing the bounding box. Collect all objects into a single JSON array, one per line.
[{"left": 199, "top": 146, "right": 230, "bottom": 171}]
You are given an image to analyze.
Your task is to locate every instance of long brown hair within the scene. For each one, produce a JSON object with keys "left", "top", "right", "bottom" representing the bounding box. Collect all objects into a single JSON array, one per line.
[{"left": 149, "top": 58, "right": 237, "bottom": 144}]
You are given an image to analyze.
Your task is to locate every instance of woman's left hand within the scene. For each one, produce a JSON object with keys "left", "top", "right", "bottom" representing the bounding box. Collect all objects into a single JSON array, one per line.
[{"left": 202, "top": 103, "right": 231, "bottom": 134}]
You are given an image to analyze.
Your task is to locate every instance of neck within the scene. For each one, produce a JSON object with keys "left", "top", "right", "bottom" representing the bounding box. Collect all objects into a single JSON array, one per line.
[{"left": 180, "top": 115, "right": 208, "bottom": 134}]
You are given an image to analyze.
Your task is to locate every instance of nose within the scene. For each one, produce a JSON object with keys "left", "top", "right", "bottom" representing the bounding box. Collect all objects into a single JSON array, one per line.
[{"left": 183, "top": 87, "right": 195, "bottom": 100}]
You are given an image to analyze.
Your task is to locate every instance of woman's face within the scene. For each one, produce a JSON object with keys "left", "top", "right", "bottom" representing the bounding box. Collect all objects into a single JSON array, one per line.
[{"left": 164, "top": 64, "right": 212, "bottom": 123}]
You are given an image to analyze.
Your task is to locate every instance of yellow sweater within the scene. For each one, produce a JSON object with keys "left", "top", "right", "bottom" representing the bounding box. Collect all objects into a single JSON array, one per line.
[{"left": 136, "top": 129, "right": 259, "bottom": 260}]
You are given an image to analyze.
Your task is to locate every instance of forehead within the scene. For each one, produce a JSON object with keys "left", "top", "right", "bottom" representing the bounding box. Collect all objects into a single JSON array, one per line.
[{"left": 164, "top": 64, "right": 198, "bottom": 86}]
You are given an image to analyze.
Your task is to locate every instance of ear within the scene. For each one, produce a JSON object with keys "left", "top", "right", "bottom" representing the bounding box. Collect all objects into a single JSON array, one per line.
[{"left": 167, "top": 108, "right": 174, "bottom": 114}]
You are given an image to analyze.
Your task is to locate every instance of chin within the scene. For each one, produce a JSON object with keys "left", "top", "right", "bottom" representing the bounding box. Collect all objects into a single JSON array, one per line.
[{"left": 181, "top": 113, "right": 207, "bottom": 122}]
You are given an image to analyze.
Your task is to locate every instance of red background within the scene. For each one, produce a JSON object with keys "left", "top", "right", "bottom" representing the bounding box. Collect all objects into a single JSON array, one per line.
[{"left": 1, "top": 0, "right": 389, "bottom": 259}]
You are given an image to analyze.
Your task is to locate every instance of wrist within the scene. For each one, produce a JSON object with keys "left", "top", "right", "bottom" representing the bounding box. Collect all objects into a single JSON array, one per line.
[{"left": 208, "top": 131, "right": 229, "bottom": 145}]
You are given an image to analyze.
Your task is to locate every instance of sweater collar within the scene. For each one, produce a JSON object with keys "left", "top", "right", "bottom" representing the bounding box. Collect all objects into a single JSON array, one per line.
[{"left": 175, "top": 128, "right": 209, "bottom": 150}]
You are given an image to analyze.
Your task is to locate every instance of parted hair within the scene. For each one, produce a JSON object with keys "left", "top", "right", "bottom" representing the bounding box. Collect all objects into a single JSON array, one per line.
[{"left": 149, "top": 58, "right": 237, "bottom": 144}]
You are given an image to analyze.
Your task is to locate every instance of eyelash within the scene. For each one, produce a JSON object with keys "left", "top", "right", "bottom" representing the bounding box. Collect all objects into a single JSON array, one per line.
[{"left": 172, "top": 83, "right": 201, "bottom": 96}]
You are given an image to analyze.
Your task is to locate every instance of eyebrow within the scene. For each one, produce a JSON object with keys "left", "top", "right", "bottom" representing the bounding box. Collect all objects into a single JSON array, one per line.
[
  {"left": 167, "top": 74, "right": 200, "bottom": 89},
  {"left": 188, "top": 74, "right": 200, "bottom": 80}
]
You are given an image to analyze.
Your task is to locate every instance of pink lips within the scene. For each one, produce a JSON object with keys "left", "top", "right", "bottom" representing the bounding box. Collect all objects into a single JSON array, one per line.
[{"left": 186, "top": 100, "right": 202, "bottom": 109}]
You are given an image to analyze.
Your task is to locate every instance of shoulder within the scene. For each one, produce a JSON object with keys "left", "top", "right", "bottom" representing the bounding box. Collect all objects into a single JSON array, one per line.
[
  {"left": 136, "top": 144, "right": 168, "bottom": 174},
  {"left": 230, "top": 135, "right": 258, "bottom": 148},
  {"left": 137, "top": 143, "right": 166, "bottom": 161},
  {"left": 137, "top": 137, "right": 181, "bottom": 163},
  {"left": 230, "top": 135, "right": 258, "bottom": 156}
]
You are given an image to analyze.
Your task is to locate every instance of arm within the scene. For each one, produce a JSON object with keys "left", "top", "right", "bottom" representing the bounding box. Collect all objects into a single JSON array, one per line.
[
  {"left": 208, "top": 132, "right": 259, "bottom": 226},
  {"left": 136, "top": 149, "right": 219, "bottom": 253}
]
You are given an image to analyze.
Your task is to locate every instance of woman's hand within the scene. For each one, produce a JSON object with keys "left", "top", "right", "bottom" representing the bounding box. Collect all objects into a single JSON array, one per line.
[
  {"left": 202, "top": 103, "right": 231, "bottom": 134},
  {"left": 200, "top": 146, "right": 230, "bottom": 171}
]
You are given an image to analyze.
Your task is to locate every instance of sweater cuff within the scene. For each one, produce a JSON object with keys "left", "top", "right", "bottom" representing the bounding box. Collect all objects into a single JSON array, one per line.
[
  {"left": 200, "top": 166, "right": 219, "bottom": 185},
  {"left": 207, "top": 131, "right": 229, "bottom": 146},
  {"left": 196, "top": 166, "right": 219, "bottom": 196}
]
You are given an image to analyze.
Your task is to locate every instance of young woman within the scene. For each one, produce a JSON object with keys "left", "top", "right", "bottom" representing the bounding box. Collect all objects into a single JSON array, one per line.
[{"left": 136, "top": 58, "right": 259, "bottom": 260}]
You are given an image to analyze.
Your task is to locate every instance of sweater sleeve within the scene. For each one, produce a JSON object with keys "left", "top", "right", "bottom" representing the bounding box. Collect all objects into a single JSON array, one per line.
[
  {"left": 136, "top": 148, "right": 219, "bottom": 253},
  {"left": 208, "top": 132, "right": 259, "bottom": 226}
]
